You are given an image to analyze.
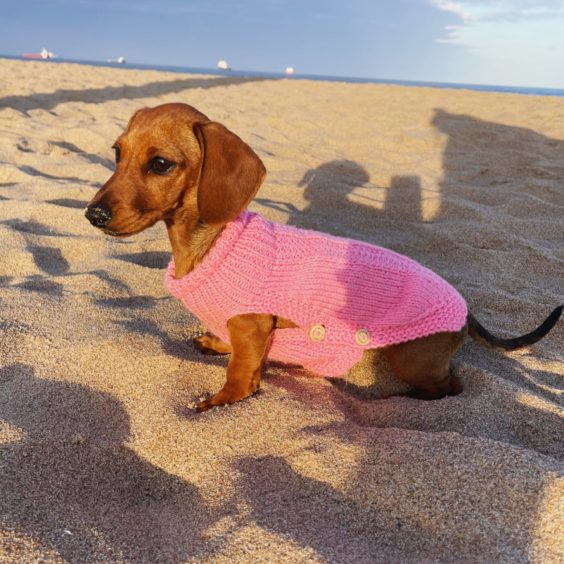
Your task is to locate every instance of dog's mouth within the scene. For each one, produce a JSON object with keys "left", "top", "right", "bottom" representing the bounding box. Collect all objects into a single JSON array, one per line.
[
  {"left": 101, "top": 215, "right": 161, "bottom": 238},
  {"left": 101, "top": 228, "right": 132, "bottom": 237}
]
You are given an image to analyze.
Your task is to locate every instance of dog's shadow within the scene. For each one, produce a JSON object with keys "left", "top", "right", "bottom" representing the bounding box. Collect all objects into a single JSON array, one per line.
[{"left": 0, "top": 363, "right": 228, "bottom": 561}]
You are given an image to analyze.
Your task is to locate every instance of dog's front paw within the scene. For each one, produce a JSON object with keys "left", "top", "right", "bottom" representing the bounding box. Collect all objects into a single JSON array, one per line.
[
  {"left": 196, "top": 397, "right": 216, "bottom": 412},
  {"left": 195, "top": 383, "right": 260, "bottom": 412},
  {"left": 193, "top": 334, "right": 232, "bottom": 355}
]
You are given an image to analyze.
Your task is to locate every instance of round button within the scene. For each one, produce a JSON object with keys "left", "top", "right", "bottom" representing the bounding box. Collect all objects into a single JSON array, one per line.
[
  {"left": 354, "top": 328, "right": 371, "bottom": 346},
  {"left": 309, "top": 324, "right": 326, "bottom": 342}
]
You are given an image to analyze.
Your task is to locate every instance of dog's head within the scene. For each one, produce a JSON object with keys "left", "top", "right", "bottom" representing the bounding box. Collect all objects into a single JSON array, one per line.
[{"left": 85, "top": 103, "right": 266, "bottom": 237}]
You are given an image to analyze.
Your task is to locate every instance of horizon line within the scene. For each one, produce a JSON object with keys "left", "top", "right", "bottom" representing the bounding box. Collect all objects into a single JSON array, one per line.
[{"left": 1, "top": 53, "right": 564, "bottom": 97}]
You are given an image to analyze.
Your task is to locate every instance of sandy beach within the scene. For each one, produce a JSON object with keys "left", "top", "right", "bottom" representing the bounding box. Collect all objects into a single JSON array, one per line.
[{"left": 0, "top": 57, "right": 562, "bottom": 562}]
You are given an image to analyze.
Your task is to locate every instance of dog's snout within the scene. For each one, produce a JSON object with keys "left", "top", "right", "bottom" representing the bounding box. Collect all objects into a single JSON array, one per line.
[{"left": 85, "top": 204, "right": 112, "bottom": 228}]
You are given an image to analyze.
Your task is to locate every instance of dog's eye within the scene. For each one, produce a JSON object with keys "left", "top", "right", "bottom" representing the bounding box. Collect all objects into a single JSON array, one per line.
[
  {"left": 149, "top": 156, "right": 175, "bottom": 175},
  {"left": 113, "top": 145, "right": 120, "bottom": 163}
]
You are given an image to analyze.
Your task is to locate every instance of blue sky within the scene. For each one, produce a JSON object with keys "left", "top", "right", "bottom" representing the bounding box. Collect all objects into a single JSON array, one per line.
[{"left": 1, "top": 0, "right": 563, "bottom": 88}]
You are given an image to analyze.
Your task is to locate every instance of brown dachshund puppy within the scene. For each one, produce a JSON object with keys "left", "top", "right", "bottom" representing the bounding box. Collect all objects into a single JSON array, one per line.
[{"left": 86, "top": 103, "right": 562, "bottom": 412}]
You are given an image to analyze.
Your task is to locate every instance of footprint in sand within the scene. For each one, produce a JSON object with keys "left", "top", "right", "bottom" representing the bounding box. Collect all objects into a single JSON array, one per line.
[
  {"left": 16, "top": 276, "right": 65, "bottom": 297},
  {"left": 46, "top": 198, "right": 89, "bottom": 209},
  {"left": 114, "top": 251, "right": 171, "bottom": 269},
  {"left": 1, "top": 218, "right": 74, "bottom": 238},
  {"left": 18, "top": 164, "right": 98, "bottom": 186},
  {"left": 26, "top": 245, "right": 70, "bottom": 276},
  {"left": 50, "top": 140, "right": 114, "bottom": 170},
  {"left": 94, "top": 295, "right": 159, "bottom": 309}
]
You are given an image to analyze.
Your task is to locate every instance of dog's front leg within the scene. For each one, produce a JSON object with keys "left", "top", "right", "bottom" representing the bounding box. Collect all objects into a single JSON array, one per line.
[{"left": 196, "top": 313, "right": 274, "bottom": 412}]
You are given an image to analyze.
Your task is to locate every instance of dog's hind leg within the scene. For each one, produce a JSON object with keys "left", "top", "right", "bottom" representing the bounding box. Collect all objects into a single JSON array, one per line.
[{"left": 383, "top": 328, "right": 467, "bottom": 400}]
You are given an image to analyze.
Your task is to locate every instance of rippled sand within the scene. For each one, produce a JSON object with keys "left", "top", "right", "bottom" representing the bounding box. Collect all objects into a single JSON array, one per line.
[{"left": 0, "top": 58, "right": 562, "bottom": 562}]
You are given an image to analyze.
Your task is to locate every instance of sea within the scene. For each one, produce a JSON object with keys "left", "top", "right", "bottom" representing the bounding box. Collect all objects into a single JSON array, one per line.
[{"left": 3, "top": 54, "right": 564, "bottom": 98}]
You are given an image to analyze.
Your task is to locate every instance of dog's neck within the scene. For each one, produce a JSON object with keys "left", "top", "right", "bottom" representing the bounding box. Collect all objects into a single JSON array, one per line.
[{"left": 165, "top": 213, "right": 223, "bottom": 279}]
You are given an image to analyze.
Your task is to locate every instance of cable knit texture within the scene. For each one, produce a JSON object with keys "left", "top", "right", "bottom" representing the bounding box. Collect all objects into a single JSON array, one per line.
[{"left": 165, "top": 211, "right": 468, "bottom": 376}]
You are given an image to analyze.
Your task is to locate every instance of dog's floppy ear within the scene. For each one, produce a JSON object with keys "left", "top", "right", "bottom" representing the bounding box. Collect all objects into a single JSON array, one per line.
[{"left": 193, "top": 121, "right": 266, "bottom": 225}]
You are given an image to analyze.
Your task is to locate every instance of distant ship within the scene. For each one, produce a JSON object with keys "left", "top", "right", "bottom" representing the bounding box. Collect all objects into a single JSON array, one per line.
[
  {"left": 217, "top": 59, "right": 231, "bottom": 71},
  {"left": 23, "top": 47, "right": 56, "bottom": 60},
  {"left": 108, "top": 56, "right": 126, "bottom": 64},
  {"left": 285, "top": 66, "right": 295, "bottom": 75}
]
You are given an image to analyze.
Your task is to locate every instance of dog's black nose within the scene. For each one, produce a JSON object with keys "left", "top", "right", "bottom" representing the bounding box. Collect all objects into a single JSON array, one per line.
[{"left": 85, "top": 204, "right": 112, "bottom": 228}]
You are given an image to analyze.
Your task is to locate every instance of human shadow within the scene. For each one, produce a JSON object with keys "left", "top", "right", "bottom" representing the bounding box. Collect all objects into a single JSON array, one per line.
[
  {"left": 255, "top": 160, "right": 425, "bottom": 256},
  {"left": 232, "top": 455, "right": 411, "bottom": 561},
  {"left": 248, "top": 111, "right": 564, "bottom": 560},
  {"left": 245, "top": 116, "right": 562, "bottom": 558},
  {"left": 429, "top": 108, "right": 564, "bottom": 258},
  {"left": 255, "top": 112, "right": 563, "bottom": 403},
  {"left": 234, "top": 431, "right": 561, "bottom": 561},
  {"left": 0, "top": 363, "right": 227, "bottom": 561},
  {"left": 255, "top": 160, "right": 428, "bottom": 398},
  {"left": 297, "top": 159, "right": 371, "bottom": 216},
  {"left": 295, "top": 160, "right": 421, "bottom": 227},
  {"left": 432, "top": 108, "right": 564, "bottom": 201},
  {"left": 430, "top": 108, "right": 563, "bottom": 396},
  {"left": 0, "top": 76, "right": 269, "bottom": 115}
]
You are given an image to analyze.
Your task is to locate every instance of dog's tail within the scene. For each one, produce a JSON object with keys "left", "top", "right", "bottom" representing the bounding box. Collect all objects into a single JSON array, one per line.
[{"left": 467, "top": 305, "right": 562, "bottom": 351}]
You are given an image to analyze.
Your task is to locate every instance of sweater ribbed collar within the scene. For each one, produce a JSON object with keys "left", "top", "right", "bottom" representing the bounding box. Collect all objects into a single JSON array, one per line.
[{"left": 165, "top": 211, "right": 252, "bottom": 294}]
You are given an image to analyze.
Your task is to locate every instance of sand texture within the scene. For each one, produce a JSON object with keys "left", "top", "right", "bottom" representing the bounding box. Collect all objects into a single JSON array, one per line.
[{"left": 0, "top": 58, "right": 563, "bottom": 563}]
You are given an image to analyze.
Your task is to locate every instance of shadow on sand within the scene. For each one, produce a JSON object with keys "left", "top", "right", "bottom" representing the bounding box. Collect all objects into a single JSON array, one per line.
[
  {"left": 2, "top": 106, "right": 562, "bottom": 560},
  {"left": 240, "top": 110, "right": 563, "bottom": 559},
  {"left": 0, "top": 363, "right": 232, "bottom": 561},
  {"left": 0, "top": 75, "right": 270, "bottom": 115}
]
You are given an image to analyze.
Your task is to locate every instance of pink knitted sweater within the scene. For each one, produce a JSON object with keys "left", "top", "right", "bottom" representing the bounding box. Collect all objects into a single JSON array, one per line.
[{"left": 165, "top": 212, "right": 467, "bottom": 376}]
